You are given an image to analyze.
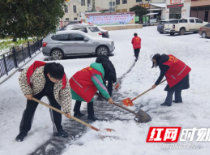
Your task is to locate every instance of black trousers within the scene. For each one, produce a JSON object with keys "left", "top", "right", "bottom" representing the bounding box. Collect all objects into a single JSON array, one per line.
[
  {"left": 19, "top": 91, "right": 62, "bottom": 133},
  {"left": 134, "top": 48, "right": 140, "bottom": 59},
  {"left": 164, "top": 90, "right": 182, "bottom": 106},
  {"left": 74, "top": 101, "right": 94, "bottom": 117}
]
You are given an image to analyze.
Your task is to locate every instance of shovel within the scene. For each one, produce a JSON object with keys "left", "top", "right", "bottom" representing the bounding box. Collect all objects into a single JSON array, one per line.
[
  {"left": 113, "top": 83, "right": 120, "bottom": 90},
  {"left": 95, "top": 93, "right": 151, "bottom": 123},
  {"left": 122, "top": 79, "right": 166, "bottom": 106},
  {"left": 32, "top": 97, "right": 114, "bottom": 132}
]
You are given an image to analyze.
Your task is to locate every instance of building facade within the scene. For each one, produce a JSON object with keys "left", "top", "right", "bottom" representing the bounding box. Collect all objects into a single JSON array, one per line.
[
  {"left": 165, "top": 0, "right": 191, "bottom": 19},
  {"left": 115, "top": 0, "right": 166, "bottom": 20},
  {"left": 190, "top": 0, "right": 210, "bottom": 22},
  {"left": 60, "top": 0, "right": 82, "bottom": 27}
]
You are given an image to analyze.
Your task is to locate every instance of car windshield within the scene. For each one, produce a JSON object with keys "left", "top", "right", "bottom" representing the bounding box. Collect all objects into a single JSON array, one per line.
[{"left": 89, "top": 27, "right": 100, "bottom": 32}]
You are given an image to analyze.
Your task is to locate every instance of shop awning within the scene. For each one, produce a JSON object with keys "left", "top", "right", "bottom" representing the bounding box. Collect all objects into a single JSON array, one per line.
[
  {"left": 150, "top": 3, "right": 166, "bottom": 8},
  {"left": 146, "top": 13, "right": 159, "bottom": 16}
]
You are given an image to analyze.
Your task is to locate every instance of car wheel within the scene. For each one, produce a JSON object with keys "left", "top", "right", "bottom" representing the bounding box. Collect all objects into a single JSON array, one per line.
[
  {"left": 160, "top": 31, "right": 163, "bottom": 34},
  {"left": 96, "top": 46, "right": 109, "bottom": 56},
  {"left": 179, "top": 28, "right": 185, "bottom": 35},
  {"left": 51, "top": 49, "right": 64, "bottom": 60},
  {"left": 202, "top": 32, "right": 207, "bottom": 38},
  {"left": 170, "top": 32, "right": 174, "bottom": 36}
]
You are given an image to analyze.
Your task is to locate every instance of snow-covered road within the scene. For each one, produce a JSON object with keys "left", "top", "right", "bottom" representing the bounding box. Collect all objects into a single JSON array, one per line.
[{"left": 0, "top": 26, "right": 210, "bottom": 155}]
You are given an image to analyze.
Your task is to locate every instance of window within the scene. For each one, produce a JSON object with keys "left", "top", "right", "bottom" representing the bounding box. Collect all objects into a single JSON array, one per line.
[
  {"left": 87, "top": 0, "right": 90, "bottom": 4},
  {"left": 170, "top": 20, "right": 178, "bottom": 23},
  {"left": 64, "top": 5, "right": 68, "bottom": 13},
  {"left": 72, "top": 33, "right": 85, "bottom": 41},
  {"left": 190, "top": 19, "right": 194, "bottom": 23},
  {"left": 51, "top": 34, "right": 72, "bottom": 41},
  {"left": 116, "top": 0, "right": 120, "bottom": 5},
  {"left": 109, "top": 2, "right": 112, "bottom": 6},
  {"left": 72, "top": 28, "right": 88, "bottom": 33},
  {"left": 160, "top": 21, "right": 166, "bottom": 24},
  {"left": 74, "top": 18, "right": 77, "bottom": 20},
  {"left": 195, "top": 19, "right": 203, "bottom": 23},
  {"left": 73, "top": 5, "right": 77, "bottom": 13},
  {"left": 113, "top": 2, "right": 115, "bottom": 6},
  {"left": 69, "top": 21, "right": 78, "bottom": 24},
  {"left": 179, "top": 19, "right": 187, "bottom": 23},
  {"left": 205, "top": 24, "right": 210, "bottom": 27},
  {"left": 65, "top": 18, "right": 69, "bottom": 21},
  {"left": 89, "top": 27, "right": 100, "bottom": 32},
  {"left": 81, "top": 0, "right": 85, "bottom": 6},
  {"left": 136, "top": 0, "right": 142, "bottom": 2},
  {"left": 122, "top": 0, "right": 127, "bottom": 4}
]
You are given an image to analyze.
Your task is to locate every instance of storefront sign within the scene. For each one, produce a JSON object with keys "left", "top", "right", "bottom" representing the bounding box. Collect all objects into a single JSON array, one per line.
[
  {"left": 139, "top": 4, "right": 150, "bottom": 8},
  {"left": 170, "top": 0, "right": 182, "bottom": 4},
  {"left": 167, "top": 4, "right": 184, "bottom": 8}
]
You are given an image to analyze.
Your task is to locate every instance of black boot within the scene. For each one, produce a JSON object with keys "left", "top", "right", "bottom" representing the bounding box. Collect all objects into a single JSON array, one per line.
[
  {"left": 87, "top": 115, "right": 99, "bottom": 121},
  {"left": 87, "top": 102, "right": 98, "bottom": 121},
  {"left": 173, "top": 100, "right": 182, "bottom": 103},
  {"left": 74, "top": 101, "right": 83, "bottom": 117},
  {"left": 74, "top": 112, "right": 85, "bottom": 117},
  {"left": 53, "top": 129, "right": 69, "bottom": 138},
  {"left": 16, "top": 132, "right": 28, "bottom": 142},
  {"left": 160, "top": 103, "right": 171, "bottom": 107}
]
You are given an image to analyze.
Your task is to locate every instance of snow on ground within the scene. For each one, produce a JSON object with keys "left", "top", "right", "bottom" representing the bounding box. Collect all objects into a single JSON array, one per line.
[{"left": 0, "top": 26, "right": 210, "bottom": 155}]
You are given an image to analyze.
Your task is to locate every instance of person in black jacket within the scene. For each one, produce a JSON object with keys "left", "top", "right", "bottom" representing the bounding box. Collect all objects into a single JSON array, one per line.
[
  {"left": 151, "top": 54, "right": 190, "bottom": 106},
  {"left": 96, "top": 56, "right": 117, "bottom": 100}
]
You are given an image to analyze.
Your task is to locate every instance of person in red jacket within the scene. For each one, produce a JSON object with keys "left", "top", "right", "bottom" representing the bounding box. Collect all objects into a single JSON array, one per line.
[
  {"left": 131, "top": 33, "right": 141, "bottom": 61},
  {"left": 151, "top": 54, "right": 191, "bottom": 106}
]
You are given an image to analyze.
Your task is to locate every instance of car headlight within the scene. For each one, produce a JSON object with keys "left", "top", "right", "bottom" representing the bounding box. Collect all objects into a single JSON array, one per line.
[{"left": 108, "top": 41, "right": 114, "bottom": 46}]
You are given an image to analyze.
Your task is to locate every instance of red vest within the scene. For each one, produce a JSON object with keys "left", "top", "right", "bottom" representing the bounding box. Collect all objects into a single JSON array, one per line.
[
  {"left": 163, "top": 55, "right": 191, "bottom": 88},
  {"left": 69, "top": 66, "right": 103, "bottom": 102},
  {"left": 132, "top": 36, "right": 141, "bottom": 49},
  {"left": 26, "top": 61, "right": 67, "bottom": 89}
]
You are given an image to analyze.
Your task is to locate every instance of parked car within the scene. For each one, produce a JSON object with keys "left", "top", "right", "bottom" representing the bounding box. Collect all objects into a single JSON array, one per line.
[
  {"left": 164, "top": 17, "right": 208, "bottom": 35},
  {"left": 98, "top": 27, "right": 109, "bottom": 38},
  {"left": 64, "top": 25, "right": 109, "bottom": 38},
  {"left": 67, "top": 20, "right": 81, "bottom": 25},
  {"left": 42, "top": 30, "right": 115, "bottom": 60},
  {"left": 157, "top": 19, "right": 179, "bottom": 34},
  {"left": 199, "top": 23, "right": 210, "bottom": 38}
]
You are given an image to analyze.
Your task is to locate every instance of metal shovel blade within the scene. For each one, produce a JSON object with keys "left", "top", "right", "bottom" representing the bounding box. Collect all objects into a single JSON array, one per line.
[
  {"left": 115, "top": 83, "right": 120, "bottom": 90},
  {"left": 122, "top": 98, "right": 134, "bottom": 106},
  {"left": 134, "top": 109, "right": 152, "bottom": 123}
]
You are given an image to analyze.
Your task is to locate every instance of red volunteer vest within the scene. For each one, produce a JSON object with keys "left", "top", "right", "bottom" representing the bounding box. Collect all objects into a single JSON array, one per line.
[
  {"left": 26, "top": 61, "right": 67, "bottom": 89},
  {"left": 132, "top": 36, "right": 141, "bottom": 49},
  {"left": 163, "top": 55, "right": 191, "bottom": 88},
  {"left": 70, "top": 66, "right": 103, "bottom": 102}
]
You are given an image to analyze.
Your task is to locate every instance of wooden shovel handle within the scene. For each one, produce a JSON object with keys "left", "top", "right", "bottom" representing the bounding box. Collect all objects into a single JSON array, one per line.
[
  {"left": 95, "top": 93, "right": 137, "bottom": 115},
  {"left": 32, "top": 97, "right": 99, "bottom": 131},
  {"left": 131, "top": 79, "right": 166, "bottom": 101},
  {"left": 112, "top": 102, "right": 137, "bottom": 115}
]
